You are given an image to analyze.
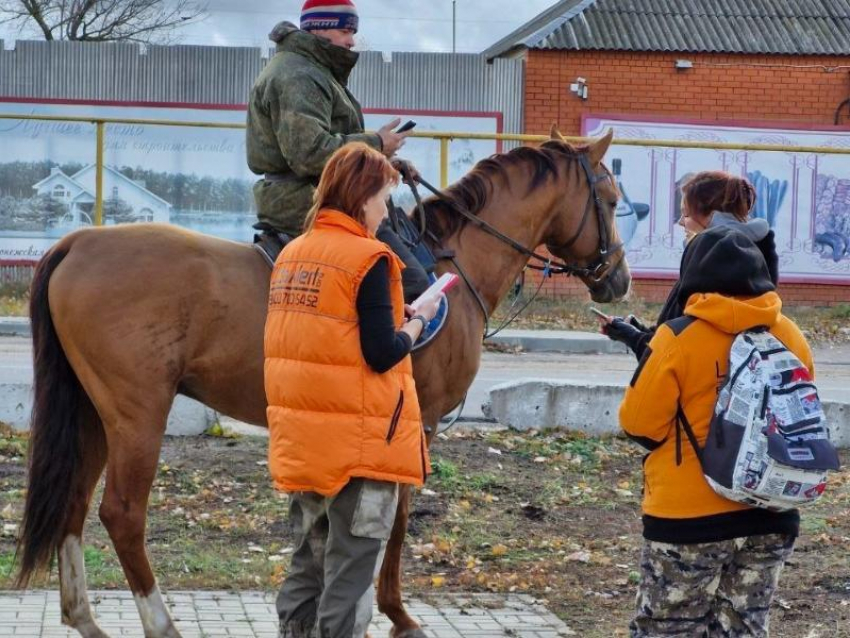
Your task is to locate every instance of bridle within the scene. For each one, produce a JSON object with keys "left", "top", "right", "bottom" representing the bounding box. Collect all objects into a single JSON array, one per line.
[
  {"left": 546, "top": 153, "right": 625, "bottom": 283},
  {"left": 396, "top": 151, "right": 624, "bottom": 338}
]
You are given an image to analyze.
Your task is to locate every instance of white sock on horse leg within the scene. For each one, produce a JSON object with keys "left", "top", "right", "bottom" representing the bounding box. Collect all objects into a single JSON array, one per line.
[
  {"left": 134, "top": 583, "right": 181, "bottom": 638},
  {"left": 59, "top": 535, "right": 110, "bottom": 638}
]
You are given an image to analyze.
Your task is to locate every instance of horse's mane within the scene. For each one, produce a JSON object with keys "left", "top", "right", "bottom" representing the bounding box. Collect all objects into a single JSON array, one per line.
[{"left": 421, "top": 139, "right": 590, "bottom": 241}]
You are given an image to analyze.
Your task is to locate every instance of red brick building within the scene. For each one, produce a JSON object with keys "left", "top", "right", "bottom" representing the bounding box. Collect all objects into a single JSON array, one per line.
[{"left": 485, "top": 0, "right": 850, "bottom": 306}]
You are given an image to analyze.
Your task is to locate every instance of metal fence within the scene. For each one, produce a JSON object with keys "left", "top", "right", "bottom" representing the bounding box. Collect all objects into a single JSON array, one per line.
[
  {"left": 6, "top": 111, "right": 850, "bottom": 225},
  {"left": 0, "top": 40, "right": 524, "bottom": 134},
  {"left": 2, "top": 111, "right": 850, "bottom": 290}
]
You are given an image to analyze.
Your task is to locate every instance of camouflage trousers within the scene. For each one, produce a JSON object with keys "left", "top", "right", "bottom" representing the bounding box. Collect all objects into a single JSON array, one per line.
[
  {"left": 630, "top": 534, "right": 795, "bottom": 637},
  {"left": 276, "top": 478, "right": 399, "bottom": 638}
]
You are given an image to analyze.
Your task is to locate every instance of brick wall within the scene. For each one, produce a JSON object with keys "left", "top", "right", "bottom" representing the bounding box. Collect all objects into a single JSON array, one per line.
[
  {"left": 525, "top": 49, "right": 850, "bottom": 136},
  {"left": 524, "top": 48, "right": 850, "bottom": 306}
]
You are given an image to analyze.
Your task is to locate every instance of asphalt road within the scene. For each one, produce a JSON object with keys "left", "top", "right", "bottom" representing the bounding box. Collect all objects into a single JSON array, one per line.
[{"left": 1, "top": 336, "right": 846, "bottom": 421}]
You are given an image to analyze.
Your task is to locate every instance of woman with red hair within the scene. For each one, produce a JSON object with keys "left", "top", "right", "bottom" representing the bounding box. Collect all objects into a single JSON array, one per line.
[{"left": 264, "top": 143, "right": 441, "bottom": 638}]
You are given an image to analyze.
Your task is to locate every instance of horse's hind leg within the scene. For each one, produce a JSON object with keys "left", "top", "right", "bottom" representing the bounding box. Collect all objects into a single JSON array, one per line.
[
  {"left": 58, "top": 402, "right": 110, "bottom": 638},
  {"left": 378, "top": 485, "right": 426, "bottom": 638},
  {"left": 97, "top": 404, "right": 180, "bottom": 638}
]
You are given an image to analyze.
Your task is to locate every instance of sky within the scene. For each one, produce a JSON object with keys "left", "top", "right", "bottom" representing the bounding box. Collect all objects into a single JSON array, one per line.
[{"left": 0, "top": 0, "right": 557, "bottom": 54}]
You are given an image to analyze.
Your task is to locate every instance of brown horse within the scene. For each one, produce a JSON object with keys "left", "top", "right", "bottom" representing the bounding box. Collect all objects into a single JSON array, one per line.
[{"left": 15, "top": 128, "right": 630, "bottom": 638}]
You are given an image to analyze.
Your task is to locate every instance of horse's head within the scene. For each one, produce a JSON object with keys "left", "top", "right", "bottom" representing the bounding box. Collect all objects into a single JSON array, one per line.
[{"left": 544, "top": 127, "right": 632, "bottom": 304}]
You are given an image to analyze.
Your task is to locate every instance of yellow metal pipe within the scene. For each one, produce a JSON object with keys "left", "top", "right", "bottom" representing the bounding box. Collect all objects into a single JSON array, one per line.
[
  {"left": 439, "top": 138, "right": 450, "bottom": 188},
  {"left": 94, "top": 122, "right": 106, "bottom": 226},
  {"left": 94, "top": 121, "right": 105, "bottom": 226},
  {"left": 1, "top": 112, "right": 850, "bottom": 155}
]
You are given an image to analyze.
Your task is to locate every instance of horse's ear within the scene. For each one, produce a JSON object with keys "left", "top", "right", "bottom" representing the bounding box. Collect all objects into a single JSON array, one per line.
[
  {"left": 588, "top": 129, "right": 615, "bottom": 165},
  {"left": 550, "top": 123, "right": 566, "bottom": 141}
]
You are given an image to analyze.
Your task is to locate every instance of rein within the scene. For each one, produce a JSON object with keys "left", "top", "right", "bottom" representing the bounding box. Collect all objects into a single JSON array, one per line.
[
  {"left": 410, "top": 152, "right": 621, "bottom": 280},
  {"left": 396, "top": 154, "right": 622, "bottom": 338}
]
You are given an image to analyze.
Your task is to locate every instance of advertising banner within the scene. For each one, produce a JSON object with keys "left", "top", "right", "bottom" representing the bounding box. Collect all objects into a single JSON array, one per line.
[
  {"left": 0, "top": 100, "right": 500, "bottom": 262},
  {"left": 585, "top": 115, "right": 850, "bottom": 284}
]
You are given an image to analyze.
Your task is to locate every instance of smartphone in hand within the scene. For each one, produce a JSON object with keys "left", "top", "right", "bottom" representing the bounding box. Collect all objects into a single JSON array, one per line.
[{"left": 589, "top": 307, "right": 611, "bottom": 322}]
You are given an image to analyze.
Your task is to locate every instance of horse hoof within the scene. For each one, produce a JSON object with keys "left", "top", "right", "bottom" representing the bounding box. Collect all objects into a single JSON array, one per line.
[
  {"left": 65, "top": 618, "right": 112, "bottom": 638},
  {"left": 391, "top": 629, "right": 428, "bottom": 638}
]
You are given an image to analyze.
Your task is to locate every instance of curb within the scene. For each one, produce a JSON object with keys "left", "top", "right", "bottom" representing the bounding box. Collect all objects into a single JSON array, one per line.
[{"left": 485, "top": 329, "right": 628, "bottom": 355}]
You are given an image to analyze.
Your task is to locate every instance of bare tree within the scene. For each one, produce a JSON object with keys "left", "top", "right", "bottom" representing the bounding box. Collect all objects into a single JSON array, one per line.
[{"left": 0, "top": 0, "right": 207, "bottom": 43}]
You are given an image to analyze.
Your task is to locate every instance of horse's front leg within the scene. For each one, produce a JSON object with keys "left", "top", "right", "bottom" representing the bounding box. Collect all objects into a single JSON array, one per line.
[{"left": 377, "top": 484, "right": 426, "bottom": 638}]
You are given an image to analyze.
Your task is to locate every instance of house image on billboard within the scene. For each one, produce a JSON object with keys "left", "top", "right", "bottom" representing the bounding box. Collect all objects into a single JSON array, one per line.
[{"left": 32, "top": 165, "right": 171, "bottom": 229}]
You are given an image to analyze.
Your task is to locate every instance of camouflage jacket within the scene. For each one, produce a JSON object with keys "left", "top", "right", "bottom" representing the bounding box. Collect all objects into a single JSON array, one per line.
[{"left": 247, "top": 22, "right": 382, "bottom": 235}]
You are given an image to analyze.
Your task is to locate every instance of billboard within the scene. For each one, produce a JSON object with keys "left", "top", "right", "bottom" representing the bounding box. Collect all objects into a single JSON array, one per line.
[
  {"left": 0, "top": 99, "right": 501, "bottom": 263},
  {"left": 585, "top": 115, "right": 850, "bottom": 284}
]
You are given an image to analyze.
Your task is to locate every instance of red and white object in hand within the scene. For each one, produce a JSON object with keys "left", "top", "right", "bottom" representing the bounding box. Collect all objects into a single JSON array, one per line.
[{"left": 410, "top": 273, "right": 460, "bottom": 313}]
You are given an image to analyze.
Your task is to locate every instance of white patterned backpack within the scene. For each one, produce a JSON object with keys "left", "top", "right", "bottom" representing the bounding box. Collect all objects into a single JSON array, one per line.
[{"left": 678, "top": 329, "right": 841, "bottom": 511}]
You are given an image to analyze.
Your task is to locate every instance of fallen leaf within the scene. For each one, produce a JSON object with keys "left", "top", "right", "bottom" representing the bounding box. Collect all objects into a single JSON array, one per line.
[{"left": 565, "top": 550, "right": 591, "bottom": 563}]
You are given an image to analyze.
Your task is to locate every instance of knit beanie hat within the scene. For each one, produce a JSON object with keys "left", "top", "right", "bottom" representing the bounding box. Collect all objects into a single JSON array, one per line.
[{"left": 301, "top": 0, "right": 359, "bottom": 33}]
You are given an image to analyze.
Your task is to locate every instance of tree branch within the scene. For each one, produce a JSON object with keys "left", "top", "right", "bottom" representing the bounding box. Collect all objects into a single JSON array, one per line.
[{"left": 0, "top": 0, "right": 207, "bottom": 43}]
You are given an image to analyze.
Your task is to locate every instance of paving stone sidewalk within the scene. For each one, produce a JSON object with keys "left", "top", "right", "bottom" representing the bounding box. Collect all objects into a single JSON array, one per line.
[{"left": 0, "top": 591, "right": 577, "bottom": 637}]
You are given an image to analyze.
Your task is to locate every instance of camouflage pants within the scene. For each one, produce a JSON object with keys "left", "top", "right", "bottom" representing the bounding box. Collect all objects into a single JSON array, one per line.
[
  {"left": 276, "top": 479, "right": 399, "bottom": 638},
  {"left": 630, "top": 534, "right": 795, "bottom": 637}
]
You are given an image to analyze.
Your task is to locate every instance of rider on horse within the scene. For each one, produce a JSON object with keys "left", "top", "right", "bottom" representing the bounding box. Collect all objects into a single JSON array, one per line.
[{"left": 246, "top": 0, "right": 430, "bottom": 301}]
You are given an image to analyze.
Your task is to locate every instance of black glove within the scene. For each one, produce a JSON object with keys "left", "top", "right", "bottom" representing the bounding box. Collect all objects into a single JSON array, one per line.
[
  {"left": 603, "top": 317, "right": 648, "bottom": 354},
  {"left": 627, "top": 315, "right": 651, "bottom": 332}
]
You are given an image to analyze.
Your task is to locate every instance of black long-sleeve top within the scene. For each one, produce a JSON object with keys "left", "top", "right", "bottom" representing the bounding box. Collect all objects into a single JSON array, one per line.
[{"left": 357, "top": 257, "right": 414, "bottom": 373}]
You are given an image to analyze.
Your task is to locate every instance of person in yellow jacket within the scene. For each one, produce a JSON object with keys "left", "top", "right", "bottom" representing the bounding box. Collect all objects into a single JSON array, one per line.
[
  {"left": 264, "top": 143, "right": 441, "bottom": 638},
  {"left": 619, "top": 225, "right": 814, "bottom": 638}
]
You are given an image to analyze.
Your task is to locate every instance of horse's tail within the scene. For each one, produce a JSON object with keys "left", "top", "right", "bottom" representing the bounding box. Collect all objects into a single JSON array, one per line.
[{"left": 15, "top": 242, "right": 101, "bottom": 588}]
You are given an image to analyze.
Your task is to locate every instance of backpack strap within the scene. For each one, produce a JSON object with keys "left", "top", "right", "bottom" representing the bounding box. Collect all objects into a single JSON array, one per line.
[{"left": 675, "top": 404, "right": 703, "bottom": 466}]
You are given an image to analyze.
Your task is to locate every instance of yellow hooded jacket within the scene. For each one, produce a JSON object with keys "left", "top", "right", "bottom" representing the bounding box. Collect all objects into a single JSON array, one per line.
[{"left": 619, "top": 291, "right": 813, "bottom": 539}]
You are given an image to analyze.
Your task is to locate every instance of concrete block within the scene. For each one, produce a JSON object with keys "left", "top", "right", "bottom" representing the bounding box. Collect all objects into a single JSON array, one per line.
[
  {"left": 0, "top": 317, "right": 30, "bottom": 338},
  {"left": 0, "top": 384, "right": 214, "bottom": 437},
  {"left": 824, "top": 400, "right": 850, "bottom": 449},
  {"left": 0, "top": 384, "right": 32, "bottom": 430},
  {"left": 485, "top": 380, "right": 850, "bottom": 449},
  {"left": 483, "top": 380, "right": 623, "bottom": 436},
  {"left": 164, "top": 397, "right": 217, "bottom": 436}
]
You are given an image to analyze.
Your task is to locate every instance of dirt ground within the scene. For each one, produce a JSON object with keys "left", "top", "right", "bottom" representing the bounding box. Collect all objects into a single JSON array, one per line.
[
  {"left": 494, "top": 295, "right": 850, "bottom": 346},
  {"left": 1, "top": 428, "right": 849, "bottom": 637}
]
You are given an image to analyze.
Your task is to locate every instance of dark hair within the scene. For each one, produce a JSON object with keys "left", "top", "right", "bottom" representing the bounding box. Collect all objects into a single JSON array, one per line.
[
  {"left": 304, "top": 143, "right": 399, "bottom": 232},
  {"left": 681, "top": 171, "right": 756, "bottom": 223}
]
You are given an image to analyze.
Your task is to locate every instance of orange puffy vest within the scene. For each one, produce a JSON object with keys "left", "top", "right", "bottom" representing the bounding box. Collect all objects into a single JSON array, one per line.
[{"left": 264, "top": 209, "right": 428, "bottom": 496}]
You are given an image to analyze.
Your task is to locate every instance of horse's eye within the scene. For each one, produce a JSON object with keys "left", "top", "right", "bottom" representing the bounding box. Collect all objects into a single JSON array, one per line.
[{"left": 609, "top": 200, "right": 618, "bottom": 208}]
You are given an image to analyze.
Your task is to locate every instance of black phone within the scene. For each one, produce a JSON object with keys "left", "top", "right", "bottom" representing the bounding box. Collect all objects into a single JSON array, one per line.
[{"left": 396, "top": 120, "right": 417, "bottom": 134}]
